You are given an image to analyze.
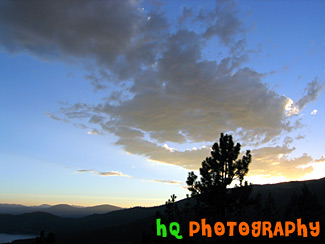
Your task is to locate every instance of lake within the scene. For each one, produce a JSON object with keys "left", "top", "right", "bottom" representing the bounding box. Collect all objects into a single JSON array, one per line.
[{"left": 0, "top": 233, "right": 36, "bottom": 243}]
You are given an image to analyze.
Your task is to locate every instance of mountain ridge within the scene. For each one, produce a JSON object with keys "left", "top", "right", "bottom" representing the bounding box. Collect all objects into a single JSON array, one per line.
[
  {"left": 0, "top": 203, "right": 122, "bottom": 218},
  {"left": 1, "top": 177, "right": 324, "bottom": 243}
]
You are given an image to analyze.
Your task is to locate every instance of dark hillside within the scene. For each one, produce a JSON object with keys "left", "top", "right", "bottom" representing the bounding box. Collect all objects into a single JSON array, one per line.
[{"left": 1, "top": 177, "right": 324, "bottom": 243}]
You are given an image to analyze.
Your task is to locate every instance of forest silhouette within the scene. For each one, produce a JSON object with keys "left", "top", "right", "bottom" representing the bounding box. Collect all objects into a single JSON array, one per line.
[{"left": 1, "top": 134, "right": 324, "bottom": 244}]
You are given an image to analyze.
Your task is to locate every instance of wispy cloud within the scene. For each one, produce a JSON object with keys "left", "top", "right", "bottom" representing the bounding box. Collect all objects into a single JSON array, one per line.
[
  {"left": 45, "top": 112, "right": 68, "bottom": 123},
  {"left": 296, "top": 79, "right": 323, "bottom": 110},
  {"left": 97, "top": 171, "right": 131, "bottom": 177},
  {"left": 75, "top": 169, "right": 131, "bottom": 178},
  {"left": 75, "top": 169, "right": 94, "bottom": 173},
  {"left": 148, "top": 179, "right": 183, "bottom": 185}
]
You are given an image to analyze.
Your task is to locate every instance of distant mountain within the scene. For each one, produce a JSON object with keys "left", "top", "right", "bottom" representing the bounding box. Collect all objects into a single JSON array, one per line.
[
  {"left": 44, "top": 204, "right": 122, "bottom": 218},
  {"left": 0, "top": 203, "right": 122, "bottom": 218},
  {"left": 0, "top": 206, "right": 165, "bottom": 239},
  {"left": 0, "top": 204, "right": 39, "bottom": 215},
  {"left": 1, "top": 177, "right": 324, "bottom": 244}
]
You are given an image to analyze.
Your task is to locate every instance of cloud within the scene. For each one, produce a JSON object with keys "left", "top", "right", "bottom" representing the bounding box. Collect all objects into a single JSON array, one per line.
[
  {"left": 295, "top": 135, "right": 305, "bottom": 140},
  {"left": 1, "top": 0, "right": 323, "bottom": 180},
  {"left": 285, "top": 79, "right": 323, "bottom": 116},
  {"left": 0, "top": 0, "right": 169, "bottom": 81},
  {"left": 148, "top": 179, "right": 183, "bottom": 185},
  {"left": 97, "top": 66, "right": 289, "bottom": 145},
  {"left": 115, "top": 135, "right": 211, "bottom": 169},
  {"left": 97, "top": 171, "right": 131, "bottom": 177},
  {"left": 285, "top": 98, "right": 300, "bottom": 116},
  {"left": 315, "top": 156, "right": 325, "bottom": 162},
  {"left": 249, "top": 146, "right": 314, "bottom": 179},
  {"left": 178, "top": 7, "right": 193, "bottom": 24},
  {"left": 87, "top": 129, "right": 100, "bottom": 135},
  {"left": 89, "top": 115, "right": 106, "bottom": 124},
  {"left": 45, "top": 112, "right": 68, "bottom": 123},
  {"left": 75, "top": 169, "right": 131, "bottom": 178},
  {"left": 163, "top": 144, "right": 178, "bottom": 152},
  {"left": 75, "top": 169, "right": 94, "bottom": 173},
  {"left": 201, "top": 0, "right": 243, "bottom": 45},
  {"left": 311, "top": 109, "right": 318, "bottom": 115},
  {"left": 296, "top": 78, "right": 323, "bottom": 110}
]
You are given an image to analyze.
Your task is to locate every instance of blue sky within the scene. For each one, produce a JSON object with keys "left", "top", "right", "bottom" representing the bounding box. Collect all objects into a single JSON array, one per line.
[{"left": 0, "top": 0, "right": 324, "bottom": 208}]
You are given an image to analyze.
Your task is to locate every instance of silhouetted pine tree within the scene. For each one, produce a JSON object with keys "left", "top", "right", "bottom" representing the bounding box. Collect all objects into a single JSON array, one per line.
[
  {"left": 186, "top": 133, "right": 252, "bottom": 220},
  {"left": 153, "top": 133, "right": 257, "bottom": 243}
]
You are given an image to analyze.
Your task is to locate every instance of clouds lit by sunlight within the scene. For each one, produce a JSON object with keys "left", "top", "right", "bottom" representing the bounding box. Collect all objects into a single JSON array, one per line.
[{"left": 0, "top": 0, "right": 323, "bottom": 184}]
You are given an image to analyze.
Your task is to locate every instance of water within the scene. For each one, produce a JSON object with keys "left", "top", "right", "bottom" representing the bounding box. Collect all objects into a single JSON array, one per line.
[{"left": 0, "top": 233, "right": 36, "bottom": 243}]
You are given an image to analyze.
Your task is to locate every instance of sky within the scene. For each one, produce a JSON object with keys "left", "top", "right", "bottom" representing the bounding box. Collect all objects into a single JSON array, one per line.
[{"left": 0, "top": 0, "right": 324, "bottom": 208}]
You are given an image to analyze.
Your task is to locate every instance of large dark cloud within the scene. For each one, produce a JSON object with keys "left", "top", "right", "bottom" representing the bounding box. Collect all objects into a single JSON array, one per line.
[
  {"left": 0, "top": 0, "right": 168, "bottom": 81},
  {"left": 0, "top": 0, "right": 322, "bottom": 179}
]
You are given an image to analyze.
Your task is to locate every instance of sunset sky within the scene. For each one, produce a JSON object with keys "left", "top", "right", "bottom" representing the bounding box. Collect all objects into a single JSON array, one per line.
[{"left": 1, "top": 0, "right": 324, "bottom": 208}]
